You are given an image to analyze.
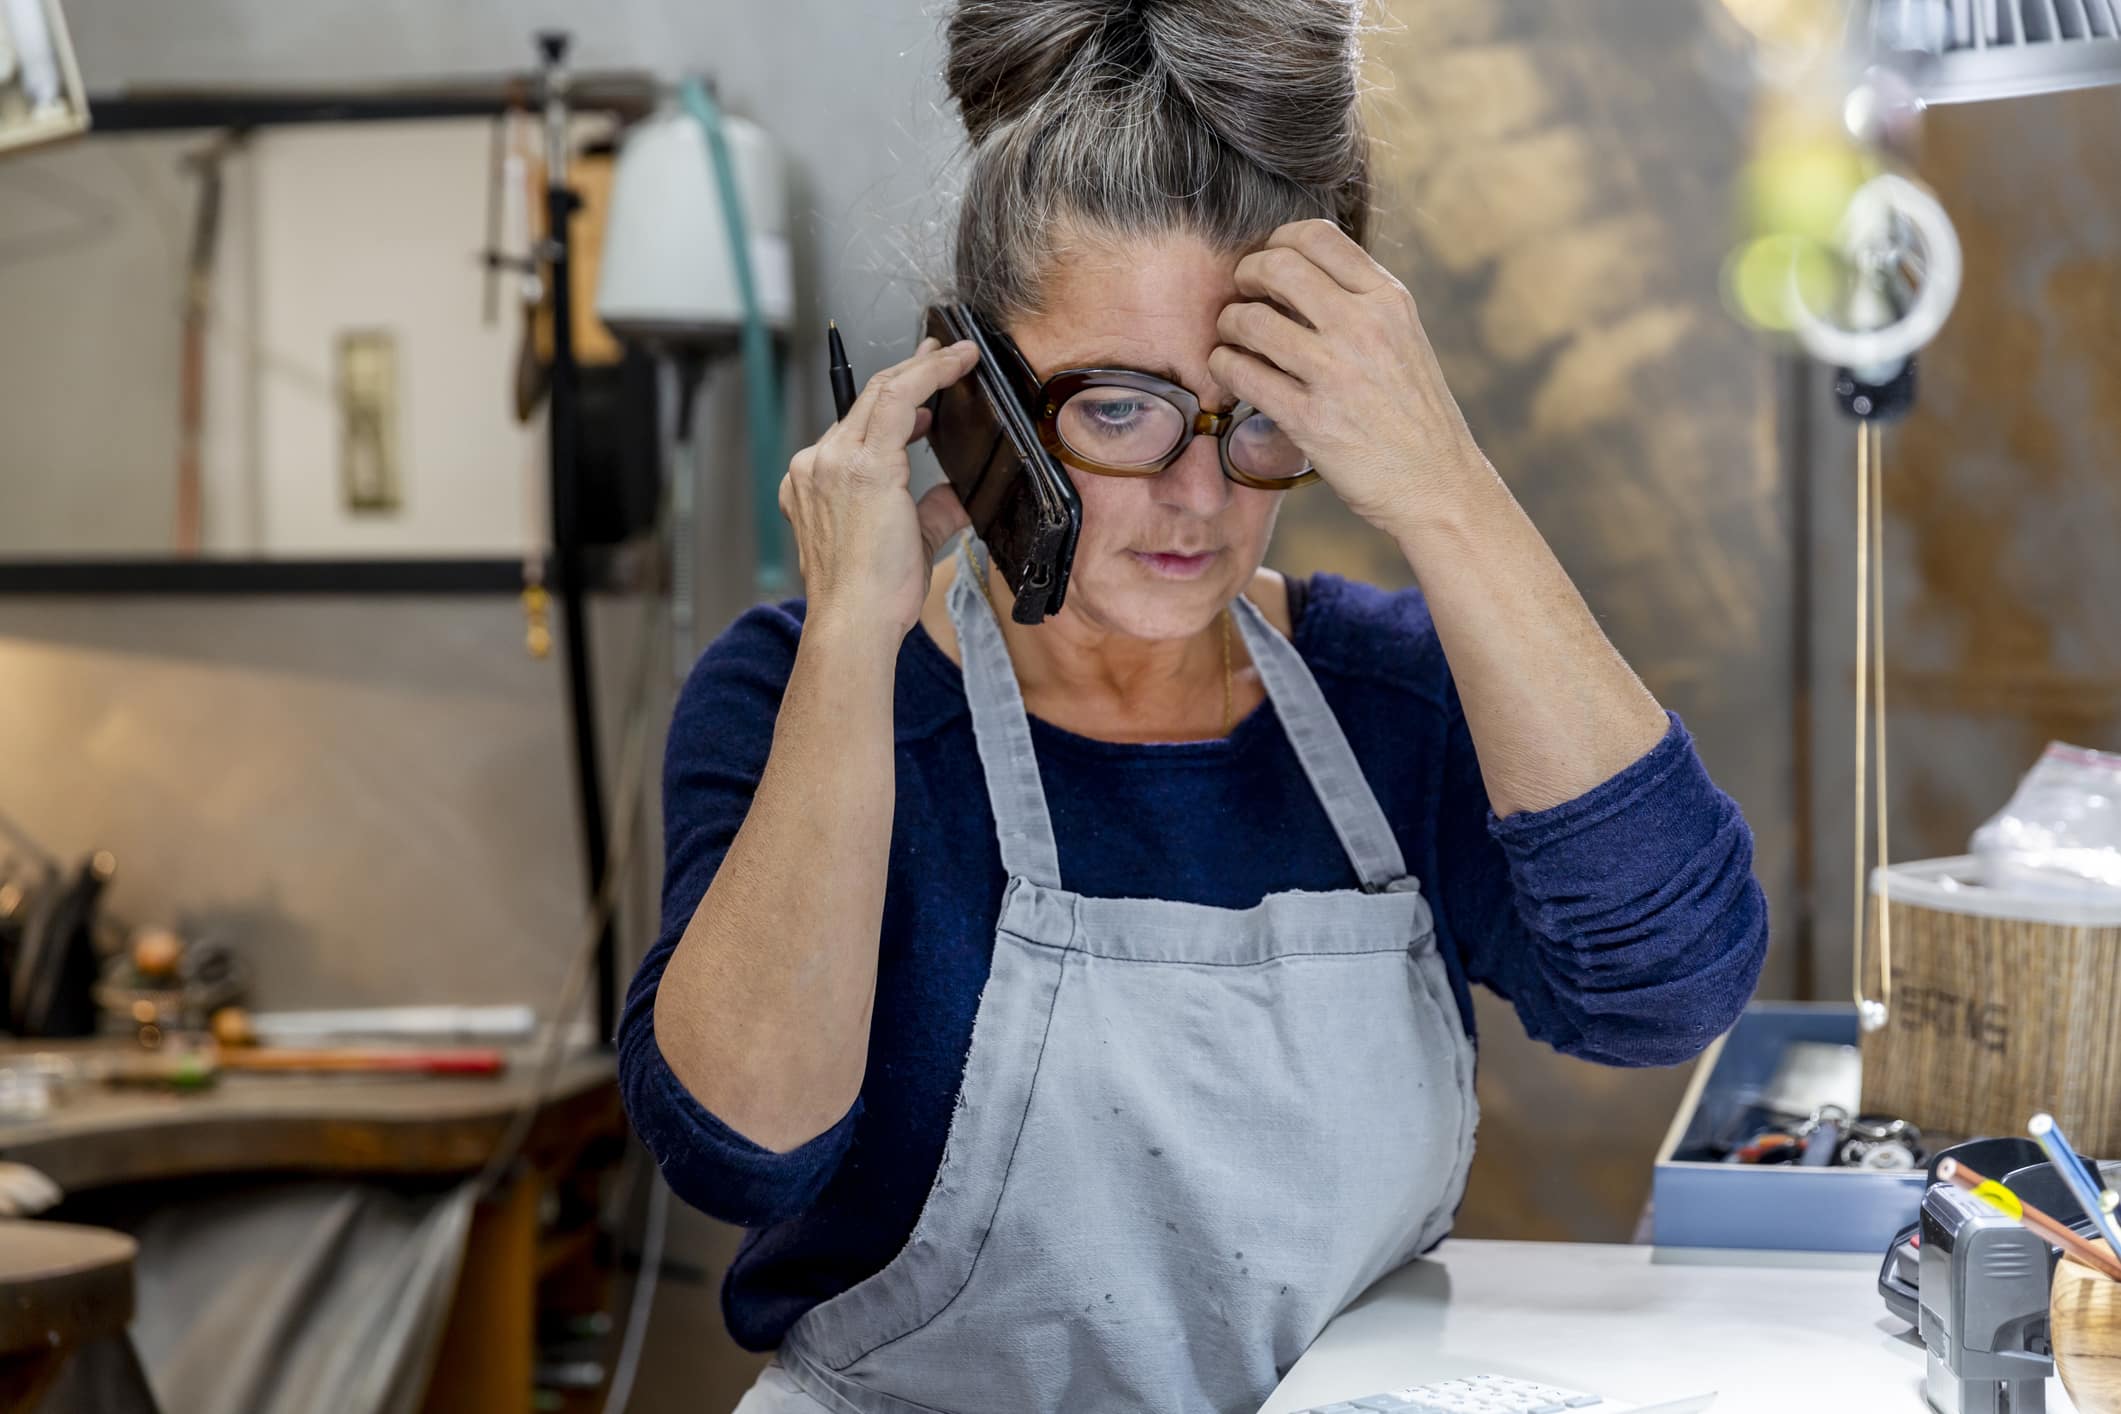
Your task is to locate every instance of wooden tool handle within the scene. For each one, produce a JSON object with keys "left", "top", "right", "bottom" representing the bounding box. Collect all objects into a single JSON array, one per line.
[{"left": 217, "top": 1048, "right": 508, "bottom": 1077}]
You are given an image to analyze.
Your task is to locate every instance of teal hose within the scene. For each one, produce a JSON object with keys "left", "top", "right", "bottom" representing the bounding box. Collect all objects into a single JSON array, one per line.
[{"left": 680, "top": 78, "right": 787, "bottom": 597}]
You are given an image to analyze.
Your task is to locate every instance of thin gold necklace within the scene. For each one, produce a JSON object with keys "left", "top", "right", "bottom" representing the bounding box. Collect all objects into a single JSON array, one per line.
[
  {"left": 973, "top": 558, "right": 1236, "bottom": 737},
  {"left": 1219, "top": 607, "right": 1234, "bottom": 737}
]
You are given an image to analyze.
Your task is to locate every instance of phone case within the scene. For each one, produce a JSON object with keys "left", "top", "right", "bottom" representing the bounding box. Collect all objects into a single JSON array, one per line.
[{"left": 921, "top": 305, "right": 1081, "bottom": 624}]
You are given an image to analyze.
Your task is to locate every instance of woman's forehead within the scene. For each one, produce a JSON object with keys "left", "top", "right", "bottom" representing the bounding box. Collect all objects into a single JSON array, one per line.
[{"left": 1013, "top": 230, "right": 1240, "bottom": 394}]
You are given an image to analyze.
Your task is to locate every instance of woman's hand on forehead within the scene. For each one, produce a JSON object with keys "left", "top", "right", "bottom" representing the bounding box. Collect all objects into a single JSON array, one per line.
[{"left": 1207, "top": 220, "right": 1489, "bottom": 538}]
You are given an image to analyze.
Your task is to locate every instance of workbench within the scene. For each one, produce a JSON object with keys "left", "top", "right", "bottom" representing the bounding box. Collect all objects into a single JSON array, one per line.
[
  {"left": 1258, "top": 1239, "right": 2079, "bottom": 1414},
  {"left": 0, "top": 1045, "right": 622, "bottom": 1414}
]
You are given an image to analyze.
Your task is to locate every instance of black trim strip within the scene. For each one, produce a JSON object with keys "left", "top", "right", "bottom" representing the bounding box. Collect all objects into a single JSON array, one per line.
[
  {"left": 85, "top": 75, "right": 660, "bottom": 132},
  {"left": 0, "top": 556, "right": 635, "bottom": 596}
]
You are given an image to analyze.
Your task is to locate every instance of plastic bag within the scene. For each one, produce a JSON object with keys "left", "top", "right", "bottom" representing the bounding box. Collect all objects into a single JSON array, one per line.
[{"left": 1971, "top": 742, "right": 2121, "bottom": 896}]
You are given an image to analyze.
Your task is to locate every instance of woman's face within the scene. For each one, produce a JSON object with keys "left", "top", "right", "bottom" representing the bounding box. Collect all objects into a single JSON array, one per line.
[{"left": 1006, "top": 229, "right": 1285, "bottom": 643}]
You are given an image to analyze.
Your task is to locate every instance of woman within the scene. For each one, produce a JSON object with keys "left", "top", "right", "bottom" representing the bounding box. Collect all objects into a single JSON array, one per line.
[{"left": 620, "top": 1, "right": 1768, "bottom": 1409}]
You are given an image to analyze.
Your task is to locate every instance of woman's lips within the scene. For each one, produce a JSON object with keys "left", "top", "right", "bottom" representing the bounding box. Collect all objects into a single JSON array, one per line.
[{"left": 1128, "top": 549, "right": 1218, "bottom": 579}]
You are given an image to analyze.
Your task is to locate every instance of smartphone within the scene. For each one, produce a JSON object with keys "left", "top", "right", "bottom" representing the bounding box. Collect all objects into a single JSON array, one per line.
[{"left": 920, "top": 304, "right": 1081, "bottom": 625}]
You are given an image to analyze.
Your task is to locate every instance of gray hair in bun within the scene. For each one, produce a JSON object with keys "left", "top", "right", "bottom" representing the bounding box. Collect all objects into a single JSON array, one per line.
[{"left": 944, "top": 0, "right": 1373, "bottom": 320}]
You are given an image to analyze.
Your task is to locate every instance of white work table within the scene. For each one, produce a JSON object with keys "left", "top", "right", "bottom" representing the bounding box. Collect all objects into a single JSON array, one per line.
[{"left": 1258, "top": 1240, "right": 2078, "bottom": 1414}]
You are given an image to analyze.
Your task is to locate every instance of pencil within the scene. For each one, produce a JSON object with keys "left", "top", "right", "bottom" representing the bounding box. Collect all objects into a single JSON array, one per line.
[
  {"left": 2031, "top": 1112, "right": 2121, "bottom": 1256},
  {"left": 1938, "top": 1156, "right": 2121, "bottom": 1282}
]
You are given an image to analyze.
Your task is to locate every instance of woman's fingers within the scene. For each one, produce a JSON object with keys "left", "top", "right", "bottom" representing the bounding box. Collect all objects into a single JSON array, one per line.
[
  {"left": 784, "top": 330, "right": 963, "bottom": 546},
  {"left": 915, "top": 482, "right": 971, "bottom": 564},
  {"left": 1233, "top": 246, "right": 1348, "bottom": 332},
  {"left": 1265, "top": 218, "right": 1393, "bottom": 295},
  {"left": 825, "top": 336, "right": 942, "bottom": 450},
  {"left": 1208, "top": 344, "right": 1310, "bottom": 427},
  {"left": 861, "top": 340, "right": 979, "bottom": 464},
  {"left": 805, "top": 381, "right": 940, "bottom": 502},
  {"left": 1215, "top": 301, "right": 1325, "bottom": 382},
  {"left": 778, "top": 444, "right": 815, "bottom": 520},
  {"left": 779, "top": 337, "right": 981, "bottom": 629}
]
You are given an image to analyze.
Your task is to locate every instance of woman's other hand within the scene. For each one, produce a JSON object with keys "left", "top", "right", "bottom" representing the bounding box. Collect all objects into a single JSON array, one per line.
[
  {"left": 1207, "top": 219, "right": 1490, "bottom": 540},
  {"left": 781, "top": 336, "right": 979, "bottom": 636}
]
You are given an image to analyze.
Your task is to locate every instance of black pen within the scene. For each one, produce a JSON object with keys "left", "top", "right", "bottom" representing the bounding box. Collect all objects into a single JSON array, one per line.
[{"left": 827, "top": 319, "right": 857, "bottom": 421}]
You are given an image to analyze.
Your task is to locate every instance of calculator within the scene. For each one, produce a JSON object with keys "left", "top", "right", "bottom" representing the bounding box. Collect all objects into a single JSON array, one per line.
[{"left": 1285, "top": 1372, "right": 1717, "bottom": 1414}]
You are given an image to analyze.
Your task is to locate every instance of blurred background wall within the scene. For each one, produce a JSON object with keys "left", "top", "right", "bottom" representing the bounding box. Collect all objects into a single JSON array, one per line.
[{"left": 1278, "top": 0, "right": 1796, "bottom": 1246}]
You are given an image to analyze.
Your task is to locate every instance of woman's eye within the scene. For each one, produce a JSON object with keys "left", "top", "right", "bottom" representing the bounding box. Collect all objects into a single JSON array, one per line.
[
  {"left": 1083, "top": 400, "right": 1145, "bottom": 431},
  {"left": 1055, "top": 388, "right": 1184, "bottom": 466}
]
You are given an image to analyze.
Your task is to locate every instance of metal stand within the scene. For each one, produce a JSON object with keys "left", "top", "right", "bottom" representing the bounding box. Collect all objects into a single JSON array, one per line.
[{"left": 538, "top": 31, "right": 618, "bottom": 1043}]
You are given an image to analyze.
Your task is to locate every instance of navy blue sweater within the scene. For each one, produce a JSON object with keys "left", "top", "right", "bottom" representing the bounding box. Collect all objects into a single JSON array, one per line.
[{"left": 619, "top": 572, "right": 1768, "bottom": 1351}]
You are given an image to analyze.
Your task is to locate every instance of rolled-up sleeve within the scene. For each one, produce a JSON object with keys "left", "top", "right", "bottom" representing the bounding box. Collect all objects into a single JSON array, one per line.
[
  {"left": 620, "top": 994, "right": 857, "bottom": 1227},
  {"left": 1438, "top": 704, "right": 1768, "bottom": 1067},
  {"left": 616, "top": 602, "right": 859, "bottom": 1227}
]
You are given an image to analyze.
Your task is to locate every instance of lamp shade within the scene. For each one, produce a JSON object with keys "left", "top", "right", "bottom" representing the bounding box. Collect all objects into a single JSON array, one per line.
[{"left": 595, "top": 99, "right": 793, "bottom": 343}]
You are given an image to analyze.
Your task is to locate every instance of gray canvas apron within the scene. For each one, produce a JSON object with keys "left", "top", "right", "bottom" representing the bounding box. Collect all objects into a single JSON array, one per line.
[{"left": 733, "top": 539, "right": 1477, "bottom": 1414}]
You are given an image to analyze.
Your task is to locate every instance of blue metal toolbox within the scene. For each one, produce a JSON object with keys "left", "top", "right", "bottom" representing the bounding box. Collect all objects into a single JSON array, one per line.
[{"left": 1652, "top": 1002, "right": 1928, "bottom": 1252}]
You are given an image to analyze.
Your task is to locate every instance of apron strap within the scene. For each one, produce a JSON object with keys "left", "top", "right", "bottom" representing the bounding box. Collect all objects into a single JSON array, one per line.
[
  {"left": 948, "top": 537, "right": 1064, "bottom": 890},
  {"left": 1230, "top": 593, "right": 1410, "bottom": 891}
]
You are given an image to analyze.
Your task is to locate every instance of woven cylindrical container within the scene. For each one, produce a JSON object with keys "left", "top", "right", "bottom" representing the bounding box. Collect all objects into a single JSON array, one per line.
[{"left": 1859, "top": 856, "right": 2121, "bottom": 1154}]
